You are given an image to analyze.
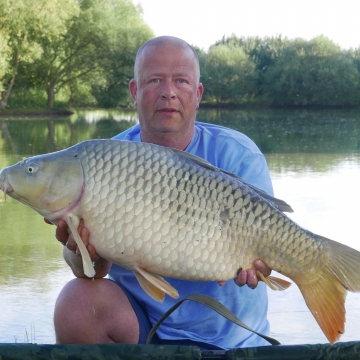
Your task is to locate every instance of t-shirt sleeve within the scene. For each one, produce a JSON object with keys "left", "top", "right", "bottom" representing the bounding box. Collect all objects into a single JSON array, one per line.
[
  {"left": 211, "top": 133, "right": 274, "bottom": 197},
  {"left": 235, "top": 154, "right": 274, "bottom": 196},
  {"left": 112, "top": 124, "right": 141, "bottom": 140}
]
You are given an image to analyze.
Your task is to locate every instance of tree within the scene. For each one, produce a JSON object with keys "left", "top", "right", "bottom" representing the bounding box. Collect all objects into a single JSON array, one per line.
[
  {"left": 90, "top": 2, "right": 154, "bottom": 108},
  {"left": 0, "top": 0, "right": 79, "bottom": 110},
  {"left": 201, "top": 44, "right": 256, "bottom": 104},
  {"left": 216, "top": 35, "right": 289, "bottom": 97},
  {"left": 263, "top": 36, "right": 360, "bottom": 106},
  {"left": 192, "top": 46, "right": 208, "bottom": 90},
  {"left": 348, "top": 46, "right": 360, "bottom": 74},
  {"left": 28, "top": 0, "right": 153, "bottom": 109},
  {"left": 0, "top": 30, "right": 10, "bottom": 94}
]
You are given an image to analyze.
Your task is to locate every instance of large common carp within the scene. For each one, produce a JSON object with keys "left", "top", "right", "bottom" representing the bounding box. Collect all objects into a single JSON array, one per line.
[{"left": 1, "top": 139, "right": 360, "bottom": 344}]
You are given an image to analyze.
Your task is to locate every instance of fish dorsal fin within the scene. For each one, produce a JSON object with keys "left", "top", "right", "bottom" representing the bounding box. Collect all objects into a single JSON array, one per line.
[
  {"left": 171, "top": 148, "right": 218, "bottom": 171},
  {"left": 134, "top": 266, "right": 179, "bottom": 302},
  {"left": 171, "top": 148, "right": 294, "bottom": 213},
  {"left": 240, "top": 182, "right": 294, "bottom": 213},
  {"left": 65, "top": 214, "right": 95, "bottom": 278},
  {"left": 256, "top": 271, "right": 292, "bottom": 291}
]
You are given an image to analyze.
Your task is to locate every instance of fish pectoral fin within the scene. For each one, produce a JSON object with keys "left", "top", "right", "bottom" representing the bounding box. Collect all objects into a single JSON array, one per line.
[
  {"left": 133, "top": 266, "right": 179, "bottom": 302},
  {"left": 65, "top": 214, "right": 95, "bottom": 278},
  {"left": 256, "top": 271, "right": 292, "bottom": 290},
  {"left": 133, "top": 271, "right": 165, "bottom": 303}
]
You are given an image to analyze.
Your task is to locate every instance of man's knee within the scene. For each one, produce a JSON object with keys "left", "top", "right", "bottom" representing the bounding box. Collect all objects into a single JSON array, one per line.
[{"left": 54, "top": 278, "right": 139, "bottom": 344}]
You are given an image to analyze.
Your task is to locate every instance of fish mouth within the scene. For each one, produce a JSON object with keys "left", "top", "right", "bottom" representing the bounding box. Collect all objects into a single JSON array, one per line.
[{"left": 0, "top": 173, "right": 14, "bottom": 201}]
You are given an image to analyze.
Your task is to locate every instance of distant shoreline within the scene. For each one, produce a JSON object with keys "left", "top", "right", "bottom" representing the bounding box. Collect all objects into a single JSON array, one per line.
[
  {"left": 0, "top": 109, "right": 74, "bottom": 117},
  {"left": 1, "top": 104, "right": 360, "bottom": 118},
  {"left": 200, "top": 103, "right": 360, "bottom": 110}
]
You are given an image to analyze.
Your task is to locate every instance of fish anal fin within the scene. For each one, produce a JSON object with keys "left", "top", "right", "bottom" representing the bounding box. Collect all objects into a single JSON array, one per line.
[
  {"left": 134, "top": 266, "right": 179, "bottom": 302},
  {"left": 297, "top": 269, "right": 346, "bottom": 344},
  {"left": 256, "top": 271, "right": 292, "bottom": 291},
  {"left": 65, "top": 214, "right": 95, "bottom": 278}
]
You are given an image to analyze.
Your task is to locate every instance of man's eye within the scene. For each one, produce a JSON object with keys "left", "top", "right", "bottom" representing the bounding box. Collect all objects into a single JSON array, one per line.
[
  {"left": 150, "top": 79, "right": 160, "bottom": 83},
  {"left": 177, "top": 79, "right": 186, "bottom": 83}
]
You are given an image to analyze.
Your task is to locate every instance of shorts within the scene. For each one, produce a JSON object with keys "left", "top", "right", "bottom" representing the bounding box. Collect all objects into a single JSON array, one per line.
[{"left": 116, "top": 283, "right": 223, "bottom": 351}]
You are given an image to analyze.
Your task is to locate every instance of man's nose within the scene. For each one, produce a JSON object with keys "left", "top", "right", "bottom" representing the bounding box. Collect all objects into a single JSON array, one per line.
[{"left": 161, "top": 80, "right": 176, "bottom": 99}]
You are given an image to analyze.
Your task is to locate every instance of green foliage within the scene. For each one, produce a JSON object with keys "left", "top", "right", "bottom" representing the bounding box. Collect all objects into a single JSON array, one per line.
[
  {"left": 1, "top": 0, "right": 152, "bottom": 109},
  {"left": 0, "top": 0, "right": 79, "bottom": 108},
  {"left": 89, "top": 1, "right": 154, "bottom": 108},
  {"left": 67, "top": 80, "right": 98, "bottom": 108},
  {"left": 215, "top": 34, "right": 289, "bottom": 97},
  {"left": 0, "top": 31, "right": 10, "bottom": 92},
  {"left": 211, "top": 34, "right": 360, "bottom": 107},
  {"left": 7, "top": 87, "right": 47, "bottom": 109},
  {"left": 201, "top": 44, "right": 256, "bottom": 104},
  {"left": 348, "top": 47, "right": 360, "bottom": 73},
  {"left": 1, "top": 2, "right": 360, "bottom": 110},
  {"left": 25, "top": 0, "right": 153, "bottom": 109},
  {"left": 262, "top": 36, "right": 360, "bottom": 106}
]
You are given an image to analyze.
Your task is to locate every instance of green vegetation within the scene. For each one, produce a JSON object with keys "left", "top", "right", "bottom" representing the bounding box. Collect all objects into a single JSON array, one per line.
[
  {"left": 199, "top": 44, "right": 256, "bottom": 104},
  {"left": 1, "top": 1, "right": 360, "bottom": 110},
  {"left": 200, "top": 35, "right": 360, "bottom": 107},
  {"left": 0, "top": 0, "right": 153, "bottom": 110}
]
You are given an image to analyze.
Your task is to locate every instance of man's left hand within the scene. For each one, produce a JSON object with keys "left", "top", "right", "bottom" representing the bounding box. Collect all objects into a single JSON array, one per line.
[{"left": 218, "top": 259, "right": 271, "bottom": 289}]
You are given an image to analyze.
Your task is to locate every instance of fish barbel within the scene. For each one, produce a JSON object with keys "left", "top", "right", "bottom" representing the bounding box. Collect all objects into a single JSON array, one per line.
[{"left": 1, "top": 139, "right": 360, "bottom": 344}]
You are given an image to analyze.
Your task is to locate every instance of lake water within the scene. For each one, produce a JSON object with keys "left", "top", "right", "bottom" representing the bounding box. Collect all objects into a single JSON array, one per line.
[{"left": 1, "top": 108, "right": 360, "bottom": 345}]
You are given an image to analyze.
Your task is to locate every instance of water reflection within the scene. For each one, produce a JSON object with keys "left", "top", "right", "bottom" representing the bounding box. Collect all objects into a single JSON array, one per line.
[
  {"left": 0, "top": 110, "right": 138, "bottom": 161},
  {"left": 70, "top": 109, "right": 139, "bottom": 124},
  {"left": 197, "top": 108, "right": 360, "bottom": 155},
  {"left": 1, "top": 109, "right": 360, "bottom": 344}
]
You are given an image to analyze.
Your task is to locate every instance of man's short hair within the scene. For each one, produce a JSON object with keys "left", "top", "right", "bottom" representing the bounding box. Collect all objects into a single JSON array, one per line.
[{"left": 134, "top": 36, "right": 200, "bottom": 81}]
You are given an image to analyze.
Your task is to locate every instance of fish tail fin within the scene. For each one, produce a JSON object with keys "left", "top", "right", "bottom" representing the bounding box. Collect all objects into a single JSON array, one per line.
[
  {"left": 297, "top": 237, "right": 360, "bottom": 344},
  {"left": 324, "top": 238, "right": 360, "bottom": 292},
  {"left": 297, "top": 269, "right": 346, "bottom": 344}
]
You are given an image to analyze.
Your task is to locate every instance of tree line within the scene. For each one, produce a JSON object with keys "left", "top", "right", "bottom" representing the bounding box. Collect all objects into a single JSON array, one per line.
[
  {"left": 1, "top": 0, "right": 360, "bottom": 110},
  {"left": 198, "top": 35, "right": 360, "bottom": 107}
]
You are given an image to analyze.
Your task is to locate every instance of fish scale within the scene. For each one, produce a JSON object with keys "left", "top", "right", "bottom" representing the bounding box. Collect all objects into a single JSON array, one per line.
[
  {"left": 1, "top": 138, "right": 360, "bottom": 343},
  {"left": 80, "top": 140, "right": 233, "bottom": 276}
]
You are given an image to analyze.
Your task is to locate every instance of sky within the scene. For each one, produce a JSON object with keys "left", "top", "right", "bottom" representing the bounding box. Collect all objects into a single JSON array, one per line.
[{"left": 132, "top": 0, "right": 360, "bottom": 51}]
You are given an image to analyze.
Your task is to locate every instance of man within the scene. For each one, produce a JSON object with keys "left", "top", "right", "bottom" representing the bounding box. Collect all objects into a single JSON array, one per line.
[{"left": 53, "top": 36, "right": 273, "bottom": 349}]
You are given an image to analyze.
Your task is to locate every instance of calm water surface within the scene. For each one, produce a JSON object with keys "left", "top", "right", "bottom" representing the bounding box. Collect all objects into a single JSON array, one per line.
[{"left": 1, "top": 108, "right": 360, "bottom": 344}]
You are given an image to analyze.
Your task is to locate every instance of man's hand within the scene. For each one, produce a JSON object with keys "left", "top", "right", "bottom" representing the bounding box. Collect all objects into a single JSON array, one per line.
[
  {"left": 45, "top": 218, "right": 111, "bottom": 278},
  {"left": 218, "top": 260, "right": 271, "bottom": 289},
  {"left": 49, "top": 219, "right": 98, "bottom": 260}
]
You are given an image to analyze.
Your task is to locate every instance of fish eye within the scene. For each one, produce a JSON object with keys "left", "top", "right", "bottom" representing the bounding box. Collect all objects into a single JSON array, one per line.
[{"left": 27, "top": 163, "right": 39, "bottom": 174}]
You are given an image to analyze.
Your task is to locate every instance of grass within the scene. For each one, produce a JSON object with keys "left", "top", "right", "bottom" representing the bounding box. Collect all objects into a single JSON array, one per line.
[{"left": 13, "top": 323, "right": 36, "bottom": 344}]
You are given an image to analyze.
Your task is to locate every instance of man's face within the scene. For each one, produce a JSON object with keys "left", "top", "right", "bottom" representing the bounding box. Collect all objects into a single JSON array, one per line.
[{"left": 129, "top": 44, "right": 203, "bottom": 146}]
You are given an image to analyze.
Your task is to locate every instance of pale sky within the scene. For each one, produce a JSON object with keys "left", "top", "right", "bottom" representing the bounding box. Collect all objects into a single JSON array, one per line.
[{"left": 132, "top": 0, "right": 360, "bottom": 51}]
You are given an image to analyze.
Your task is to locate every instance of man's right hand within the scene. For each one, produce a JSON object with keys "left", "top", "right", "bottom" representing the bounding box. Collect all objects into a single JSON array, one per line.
[
  {"left": 45, "top": 218, "right": 112, "bottom": 278},
  {"left": 54, "top": 219, "right": 99, "bottom": 260}
]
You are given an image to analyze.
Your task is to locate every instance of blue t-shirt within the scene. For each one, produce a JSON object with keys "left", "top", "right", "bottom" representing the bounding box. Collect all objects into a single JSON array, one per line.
[{"left": 110, "top": 122, "right": 273, "bottom": 349}]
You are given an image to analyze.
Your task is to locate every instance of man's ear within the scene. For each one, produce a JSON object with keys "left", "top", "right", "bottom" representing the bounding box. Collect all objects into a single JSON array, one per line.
[
  {"left": 129, "top": 79, "right": 137, "bottom": 102},
  {"left": 197, "top": 82, "right": 204, "bottom": 106}
]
